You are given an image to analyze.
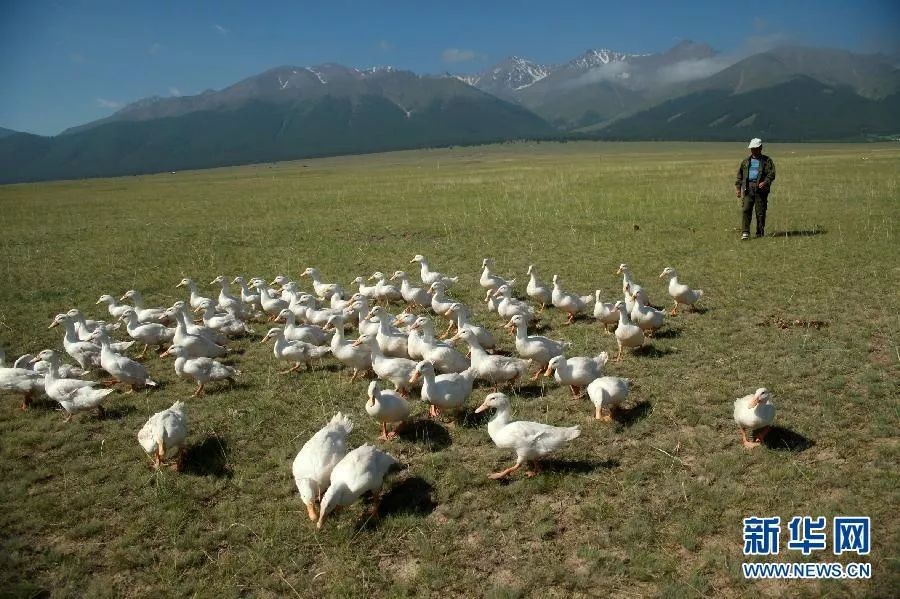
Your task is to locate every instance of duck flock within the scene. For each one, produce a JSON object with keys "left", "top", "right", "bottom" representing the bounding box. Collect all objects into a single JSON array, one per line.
[{"left": 0, "top": 254, "right": 776, "bottom": 529}]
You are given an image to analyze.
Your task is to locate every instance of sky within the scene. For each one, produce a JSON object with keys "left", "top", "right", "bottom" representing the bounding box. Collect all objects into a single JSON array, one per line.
[{"left": 1, "top": 0, "right": 898, "bottom": 136}]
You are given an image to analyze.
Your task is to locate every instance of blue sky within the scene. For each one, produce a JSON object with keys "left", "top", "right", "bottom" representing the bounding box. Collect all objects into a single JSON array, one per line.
[{"left": 1, "top": 0, "right": 898, "bottom": 135}]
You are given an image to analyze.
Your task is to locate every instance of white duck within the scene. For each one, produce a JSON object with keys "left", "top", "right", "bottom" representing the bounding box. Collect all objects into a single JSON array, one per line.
[
  {"left": 410, "top": 254, "right": 458, "bottom": 288},
  {"left": 96, "top": 294, "right": 131, "bottom": 319},
  {"left": 293, "top": 412, "right": 354, "bottom": 522},
  {"left": 277, "top": 308, "right": 332, "bottom": 345},
  {"left": 526, "top": 264, "right": 552, "bottom": 312},
  {"left": 365, "top": 380, "right": 411, "bottom": 440},
  {"left": 659, "top": 267, "right": 704, "bottom": 315},
  {"left": 410, "top": 360, "right": 476, "bottom": 418},
  {"left": 295, "top": 294, "right": 343, "bottom": 327},
  {"left": 169, "top": 307, "right": 228, "bottom": 358},
  {"left": 251, "top": 279, "right": 289, "bottom": 320},
  {"left": 390, "top": 270, "right": 432, "bottom": 309},
  {"left": 545, "top": 352, "right": 609, "bottom": 397},
  {"left": 493, "top": 284, "right": 537, "bottom": 322},
  {"left": 613, "top": 301, "right": 644, "bottom": 362},
  {"left": 176, "top": 277, "right": 214, "bottom": 311},
  {"left": 587, "top": 377, "right": 631, "bottom": 421},
  {"left": 480, "top": 258, "right": 516, "bottom": 293},
  {"left": 270, "top": 274, "right": 296, "bottom": 302},
  {"left": 367, "top": 306, "right": 409, "bottom": 358},
  {"left": 616, "top": 264, "right": 649, "bottom": 314},
  {"left": 49, "top": 313, "right": 101, "bottom": 370},
  {"left": 369, "top": 272, "right": 402, "bottom": 303},
  {"left": 170, "top": 301, "right": 228, "bottom": 345},
  {"left": 33, "top": 350, "right": 114, "bottom": 421},
  {"left": 551, "top": 275, "right": 594, "bottom": 324},
  {"left": 91, "top": 329, "right": 158, "bottom": 392},
  {"left": 119, "top": 308, "right": 175, "bottom": 357},
  {"left": 733, "top": 388, "right": 776, "bottom": 449},
  {"left": 349, "top": 276, "right": 379, "bottom": 300},
  {"left": 450, "top": 329, "right": 530, "bottom": 387},
  {"left": 628, "top": 290, "right": 666, "bottom": 337},
  {"left": 138, "top": 400, "right": 188, "bottom": 469},
  {"left": 316, "top": 444, "right": 398, "bottom": 529},
  {"left": 211, "top": 275, "right": 245, "bottom": 316},
  {"left": 428, "top": 281, "right": 457, "bottom": 316},
  {"left": 347, "top": 296, "right": 379, "bottom": 334},
  {"left": 261, "top": 327, "right": 330, "bottom": 373},
  {"left": 195, "top": 299, "right": 252, "bottom": 336},
  {"left": 443, "top": 302, "right": 496, "bottom": 350},
  {"left": 392, "top": 310, "right": 419, "bottom": 333},
  {"left": 475, "top": 393, "right": 580, "bottom": 479},
  {"left": 66, "top": 308, "right": 100, "bottom": 341},
  {"left": 505, "top": 314, "right": 568, "bottom": 380},
  {"left": 402, "top": 315, "right": 427, "bottom": 361},
  {"left": 301, "top": 267, "right": 344, "bottom": 300},
  {"left": 0, "top": 349, "right": 44, "bottom": 409},
  {"left": 120, "top": 290, "right": 167, "bottom": 324},
  {"left": 593, "top": 290, "right": 619, "bottom": 333},
  {"left": 484, "top": 288, "right": 502, "bottom": 313},
  {"left": 231, "top": 276, "right": 263, "bottom": 315},
  {"left": 410, "top": 316, "right": 469, "bottom": 374},
  {"left": 325, "top": 289, "right": 352, "bottom": 312},
  {"left": 352, "top": 333, "right": 418, "bottom": 396},
  {"left": 161, "top": 344, "right": 239, "bottom": 396},
  {"left": 16, "top": 352, "right": 86, "bottom": 379},
  {"left": 324, "top": 315, "right": 372, "bottom": 382}
]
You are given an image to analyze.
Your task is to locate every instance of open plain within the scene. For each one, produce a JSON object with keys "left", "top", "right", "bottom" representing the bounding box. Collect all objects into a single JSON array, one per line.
[{"left": 0, "top": 141, "right": 897, "bottom": 597}]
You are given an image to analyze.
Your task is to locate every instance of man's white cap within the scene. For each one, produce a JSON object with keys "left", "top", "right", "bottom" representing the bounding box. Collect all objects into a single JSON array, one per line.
[{"left": 748, "top": 138, "right": 763, "bottom": 149}]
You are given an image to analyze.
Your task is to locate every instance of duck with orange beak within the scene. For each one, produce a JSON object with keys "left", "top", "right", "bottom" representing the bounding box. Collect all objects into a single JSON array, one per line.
[
  {"left": 475, "top": 393, "right": 580, "bottom": 479},
  {"left": 733, "top": 387, "right": 776, "bottom": 449}
]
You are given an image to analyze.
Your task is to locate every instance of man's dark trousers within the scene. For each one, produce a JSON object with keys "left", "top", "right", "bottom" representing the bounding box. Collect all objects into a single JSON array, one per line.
[{"left": 742, "top": 187, "right": 768, "bottom": 237}]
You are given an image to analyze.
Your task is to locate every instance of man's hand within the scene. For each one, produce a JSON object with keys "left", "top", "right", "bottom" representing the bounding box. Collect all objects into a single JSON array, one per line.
[{"left": 758, "top": 181, "right": 767, "bottom": 190}]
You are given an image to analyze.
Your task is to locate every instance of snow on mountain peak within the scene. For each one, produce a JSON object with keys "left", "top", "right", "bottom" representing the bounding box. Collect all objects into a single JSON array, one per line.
[{"left": 568, "top": 48, "right": 635, "bottom": 70}]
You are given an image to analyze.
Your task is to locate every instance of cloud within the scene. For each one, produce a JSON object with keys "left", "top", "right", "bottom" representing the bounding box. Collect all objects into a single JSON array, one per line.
[
  {"left": 169, "top": 87, "right": 182, "bottom": 97},
  {"left": 149, "top": 42, "right": 162, "bottom": 55},
  {"left": 213, "top": 24, "right": 228, "bottom": 36},
  {"left": 655, "top": 56, "right": 735, "bottom": 85},
  {"left": 97, "top": 98, "right": 123, "bottom": 109},
  {"left": 442, "top": 48, "right": 479, "bottom": 64},
  {"left": 377, "top": 40, "right": 393, "bottom": 52},
  {"left": 69, "top": 52, "right": 86, "bottom": 64}
]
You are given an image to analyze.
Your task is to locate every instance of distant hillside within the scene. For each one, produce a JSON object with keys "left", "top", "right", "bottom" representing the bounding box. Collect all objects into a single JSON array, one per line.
[
  {"left": 598, "top": 76, "right": 900, "bottom": 141},
  {"left": 0, "top": 127, "right": 19, "bottom": 138},
  {"left": 2, "top": 44, "right": 899, "bottom": 184},
  {"left": 0, "top": 66, "right": 555, "bottom": 183},
  {"left": 0, "top": 92, "right": 555, "bottom": 184}
]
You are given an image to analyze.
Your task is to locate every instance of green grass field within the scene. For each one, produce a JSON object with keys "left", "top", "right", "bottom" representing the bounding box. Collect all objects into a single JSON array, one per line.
[{"left": 0, "top": 141, "right": 897, "bottom": 598}]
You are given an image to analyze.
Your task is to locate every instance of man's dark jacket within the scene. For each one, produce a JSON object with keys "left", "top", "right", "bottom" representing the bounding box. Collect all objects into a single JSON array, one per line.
[{"left": 735, "top": 154, "right": 776, "bottom": 195}]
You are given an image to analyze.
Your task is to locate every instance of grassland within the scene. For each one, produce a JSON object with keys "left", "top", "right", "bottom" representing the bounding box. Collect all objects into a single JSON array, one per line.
[{"left": 0, "top": 141, "right": 897, "bottom": 598}]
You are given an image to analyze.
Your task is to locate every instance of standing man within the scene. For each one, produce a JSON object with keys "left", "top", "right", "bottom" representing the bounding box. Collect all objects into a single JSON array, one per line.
[{"left": 735, "top": 138, "right": 776, "bottom": 240}]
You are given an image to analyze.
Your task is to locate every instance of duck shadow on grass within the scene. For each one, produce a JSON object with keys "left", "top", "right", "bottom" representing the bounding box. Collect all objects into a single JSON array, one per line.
[
  {"left": 493, "top": 458, "right": 620, "bottom": 485},
  {"left": 102, "top": 404, "right": 138, "bottom": 420},
  {"left": 183, "top": 435, "right": 233, "bottom": 478},
  {"left": 458, "top": 408, "right": 491, "bottom": 429},
  {"left": 650, "top": 327, "right": 681, "bottom": 340},
  {"left": 770, "top": 229, "right": 826, "bottom": 238},
  {"left": 397, "top": 419, "right": 452, "bottom": 450},
  {"left": 633, "top": 345, "right": 674, "bottom": 359},
  {"left": 355, "top": 476, "right": 436, "bottom": 530},
  {"left": 763, "top": 426, "right": 814, "bottom": 452},
  {"left": 614, "top": 401, "right": 653, "bottom": 427},
  {"left": 541, "top": 457, "right": 620, "bottom": 474}
]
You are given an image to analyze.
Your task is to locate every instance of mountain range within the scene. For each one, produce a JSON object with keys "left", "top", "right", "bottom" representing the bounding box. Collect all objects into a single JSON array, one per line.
[{"left": 1, "top": 42, "right": 898, "bottom": 183}]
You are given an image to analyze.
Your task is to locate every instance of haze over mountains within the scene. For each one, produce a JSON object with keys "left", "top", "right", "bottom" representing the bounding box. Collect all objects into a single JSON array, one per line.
[{"left": 1, "top": 42, "right": 898, "bottom": 183}]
